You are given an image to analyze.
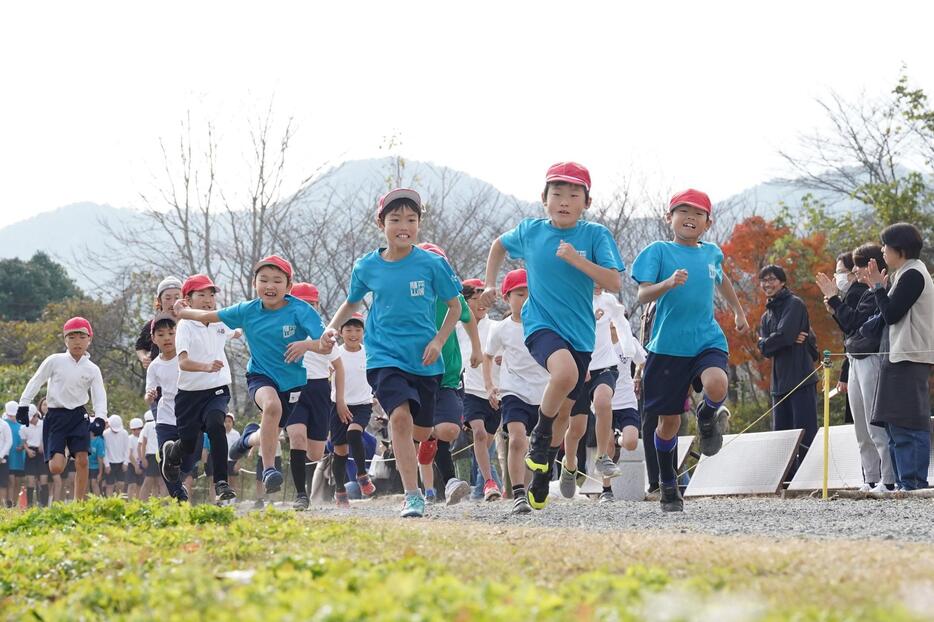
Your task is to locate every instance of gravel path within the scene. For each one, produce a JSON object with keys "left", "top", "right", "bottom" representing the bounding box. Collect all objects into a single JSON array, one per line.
[{"left": 271, "top": 490, "right": 934, "bottom": 543}]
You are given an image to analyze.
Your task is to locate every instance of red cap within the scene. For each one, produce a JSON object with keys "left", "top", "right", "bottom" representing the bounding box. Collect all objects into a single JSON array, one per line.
[
  {"left": 418, "top": 242, "right": 447, "bottom": 259},
  {"left": 253, "top": 255, "right": 293, "bottom": 280},
  {"left": 377, "top": 188, "right": 422, "bottom": 219},
  {"left": 669, "top": 189, "right": 712, "bottom": 215},
  {"left": 501, "top": 269, "right": 528, "bottom": 297},
  {"left": 290, "top": 282, "right": 319, "bottom": 304},
  {"left": 182, "top": 274, "right": 219, "bottom": 297},
  {"left": 545, "top": 162, "right": 591, "bottom": 192},
  {"left": 462, "top": 278, "right": 484, "bottom": 288},
  {"left": 63, "top": 317, "right": 93, "bottom": 338}
]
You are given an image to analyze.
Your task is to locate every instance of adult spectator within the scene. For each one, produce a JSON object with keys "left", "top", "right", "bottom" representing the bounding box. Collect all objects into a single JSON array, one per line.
[
  {"left": 757, "top": 265, "right": 818, "bottom": 469},
  {"left": 867, "top": 223, "right": 934, "bottom": 491},
  {"left": 817, "top": 244, "right": 894, "bottom": 491},
  {"left": 135, "top": 277, "right": 183, "bottom": 370}
]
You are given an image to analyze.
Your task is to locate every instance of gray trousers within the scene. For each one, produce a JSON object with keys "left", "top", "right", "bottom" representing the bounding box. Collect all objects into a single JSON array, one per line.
[{"left": 848, "top": 355, "right": 896, "bottom": 485}]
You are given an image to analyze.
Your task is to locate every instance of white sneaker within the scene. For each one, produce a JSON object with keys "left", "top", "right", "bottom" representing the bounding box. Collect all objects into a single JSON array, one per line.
[
  {"left": 444, "top": 478, "right": 470, "bottom": 506},
  {"left": 872, "top": 483, "right": 896, "bottom": 494},
  {"left": 858, "top": 482, "right": 874, "bottom": 493},
  {"left": 594, "top": 454, "right": 622, "bottom": 479}
]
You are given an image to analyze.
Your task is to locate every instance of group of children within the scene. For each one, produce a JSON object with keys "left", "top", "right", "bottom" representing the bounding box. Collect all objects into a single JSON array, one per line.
[{"left": 8, "top": 161, "right": 752, "bottom": 515}]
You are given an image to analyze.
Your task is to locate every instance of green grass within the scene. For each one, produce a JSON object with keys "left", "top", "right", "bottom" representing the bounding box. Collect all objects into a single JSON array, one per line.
[{"left": 0, "top": 498, "right": 931, "bottom": 621}]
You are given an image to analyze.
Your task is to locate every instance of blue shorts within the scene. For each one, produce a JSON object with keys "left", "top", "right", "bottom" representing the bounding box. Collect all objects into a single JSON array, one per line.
[
  {"left": 613, "top": 408, "right": 640, "bottom": 431},
  {"left": 434, "top": 387, "right": 464, "bottom": 427},
  {"left": 642, "top": 349, "right": 728, "bottom": 417},
  {"left": 329, "top": 403, "right": 374, "bottom": 446},
  {"left": 42, "top": 407, "right": 90, "bottom": 461},
  {"left": 287, "top": 378, "right": 331, "bottom": 441},
  {"left": 500, "top": 395, "right": 538, "bottom": 436},
  {"left": 463, "top": 393, "right": 501, "bottom": 435},
  {"left": 174, "top": 385, "right": 230, "bottom": 444},
  {"left": 525, "top": 328, "right": 592, "bottom": 401},
  {"left": 366, "top": 367, "right": 441, "bottom": 429},
  {"left": 571, "top": 366, "right": 620, "bottom": 416},
  {"left": 246, "top": 373, "right": 303, "bottom": 428}
]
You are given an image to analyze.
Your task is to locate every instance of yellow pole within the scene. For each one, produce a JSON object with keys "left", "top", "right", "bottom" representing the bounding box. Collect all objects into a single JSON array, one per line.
[{"left": 822, "top": 350, "right": 832, "bottom": 500}]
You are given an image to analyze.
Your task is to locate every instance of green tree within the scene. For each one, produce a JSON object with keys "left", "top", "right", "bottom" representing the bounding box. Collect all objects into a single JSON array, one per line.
[{"left": 0, "top": 252, "right": 83, "bottom": 322}]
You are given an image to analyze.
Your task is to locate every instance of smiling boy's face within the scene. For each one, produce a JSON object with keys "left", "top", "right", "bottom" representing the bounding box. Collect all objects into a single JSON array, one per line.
[
  {"left": 379, "top": 204, "right": 420, "bottom": 251},
  {"left": 253, "top": 266, "right": 290, "bottom": 305},
  {"left": 542, "top": 182, "right": 590, "bottom": 228},
  {"left": 667, "top": 205, "right": 712, "bottom": 242}
]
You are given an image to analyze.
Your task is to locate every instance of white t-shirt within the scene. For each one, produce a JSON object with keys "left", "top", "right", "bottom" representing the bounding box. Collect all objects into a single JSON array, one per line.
[
  {"left": 175, "top": 320, "right": 233, "bottom": 391},
  {"left": 146, "top": 355, "right": 179, "bottom": 427},
  {"left": 21, "top": 420, "right": 43, "bottom": 448},
  {"left": 226, "top": 428, "right": 241, "bottom": 450},
  {"left": 104, "top": 429, "right": 130, "bottom": 464},
  {"left": 331, "top": 345, "right": 372, "bottom": 405},
  {"left": 304, "top": 349, "right": 340, "bottom": 380},
  {"left": 591, "top": 292, "right": 629, "bottom": 370},
  {"left": 611, "top": 331, "right": 647, "bottom": 412},
  {"left": 128, "top": 434, "right": 141, "bottom": 462},
  {"left": 485, "top": 317, "right": 549, "bottom": 406},
  {"left": 458, "top": 318, "right": 500, "bottom": 398},
  {"left": 140, "top": 421, "right": 159, "bottom": 455}
]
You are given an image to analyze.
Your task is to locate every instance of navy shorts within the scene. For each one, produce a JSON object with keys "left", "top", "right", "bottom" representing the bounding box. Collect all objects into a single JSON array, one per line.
[
  {"left": 463, "top": 393, "right": 501, "bottom": 435},
  {"left": 434, "top": 387, "right": 464, "bottom": 427},
  {"left": 42, "top": 407, "right": 90, "bottom": 461},
  {"left": 25, "top": 450, "right": 48, "bottom": 477},
  {"left": 571, "top": 366, "right": 620, "bottom": 415},
  {"left": 125, "top": 465, "right": 144, "bottom": 487},
  {"left": 105, "top": 463, "right": 125, "bottom": 486},
  {"left": 329, "top": 403, "right": 374, "bottom": 446},
  {"left": 175, "top": 385, "right": 230, "bottom": 443},
  {"left": 613, "top": 407, "right": 640, "bottom": 431},
  {"left": 366, "top": 367, "right": 441, "bottom": 429},
  {"left": 247, "top": 373, "right": 303, "bottom": 428},
  {"left": 642, "top": 349, "right": 728, "bottom": 417},
  {"left": 525, "top": 328, "right": 592, "bottom": 401},
  {"left": 500, "top": 395, "right": 538, "bottom": 436},
  {"left": 255, "top": 455, "right": 282, "bottom": 481},
  {"left": 287, "top": 378, "right": 330, "bottom": 441},
  {"left": 144, "top": 457, "right": 159, "bottom": 477}
]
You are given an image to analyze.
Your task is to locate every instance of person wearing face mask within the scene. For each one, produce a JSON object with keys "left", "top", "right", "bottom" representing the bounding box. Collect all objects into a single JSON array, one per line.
[
  {"left": 817, "top": 244, "right": 896, "bottom": 492},
  {"left": 816, "top": 252, "right": 868, "bottom": 424}
]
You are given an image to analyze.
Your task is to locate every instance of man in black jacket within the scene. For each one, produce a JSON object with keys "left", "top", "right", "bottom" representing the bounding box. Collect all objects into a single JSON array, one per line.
[{"left": 757, "top": 265, "right": 818, "bottom": 470}]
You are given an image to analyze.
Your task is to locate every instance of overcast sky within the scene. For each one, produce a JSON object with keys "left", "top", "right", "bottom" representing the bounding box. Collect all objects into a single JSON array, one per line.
[{"left": 1, "top": 1, "right": 932, "bottom": 229}]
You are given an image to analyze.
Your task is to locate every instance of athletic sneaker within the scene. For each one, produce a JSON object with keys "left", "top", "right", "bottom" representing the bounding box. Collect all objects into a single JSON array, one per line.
[
  {"left": 559, "top": 461, "right": 577, "bottom": 499},
  {"left": 228, "top": 422, "right": 260, "bottom": 462},
  {"left": 483, "top": 479, "right": 501, "bottom": 501},
  {"left": 598, "top": 490, "right": 615, "bottom": 504},
  {"left": 252, "top": 498, "right": 264, "bottom": 509},
  {"left": 872, "top": 483, "right": 896, "bottom": 494},
  {"left": 858, "top": 482, "right": 876, "bottom": 493},
  {"left": 292, "top": 493, "right": 309, "bottom": 511},
  {"left": 424, "top": 487, "right": 439, "bottom": 503},
  {"left": 511, "top": 495, "right": 532, "bottom": 515},
  {"left": 172, "top": 483, "right": 190, "bottom": 503},
  {"left": 335, "top": 491, "right": 350, "bottom": 508},
  {"left": 525, "top": 428, "right": 552, "bottom": 473},
  {"left": 215, "top": 481, "right": 237, "bottom": 505},
  {"left": 357, "top": 475, "right": 376, "bottom": 497},
  {"left": 594, "top": 454, "right": 621, "bottom": 479},
  {"left": 660, "top": 483, "right": 683, "bottom": 512},
  {"left": 160, "top": 440, "right": 181, "bottom": 483},
  {"left": 417, "top": 439, "right": 438, "bottom": 465},
  {"left": 444, "top": 478, "right": 470, "bottom": 506},
  {"left": 527, "top": 471, "right": 550, "bottom": 510},
  {"left": 262, "top": 467, "right": 283, "bottom": 494},
  {"left": 695, "top": 403, "right": 723, "bottom": 456},
  {"left": 400, "top": 491, "right": 425, "bottom": 518}
]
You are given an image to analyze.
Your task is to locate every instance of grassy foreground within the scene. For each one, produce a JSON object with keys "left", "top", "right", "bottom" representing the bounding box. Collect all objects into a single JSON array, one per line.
[{"left": 1, "top": 498, "right": 932, "bottom": 621}]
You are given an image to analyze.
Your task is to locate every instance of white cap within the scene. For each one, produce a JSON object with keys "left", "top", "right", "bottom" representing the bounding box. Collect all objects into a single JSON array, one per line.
[
  {"left": 144, "top": 412, "right": 154, "bottom": 422},
  {"left": 129, "top": 417, "right": 144, "bottom": 430},
  {"left": 225, "top": 412, "right": 235, "bottom": 421},
  {"left": 4, "top": 401, "right": 18, "bottom": 417},
  {"left": 157, "top": 276, "right": 183, "bottom": 298},
  {"left": 108, "top": 415, "right": 124, "bottom": 431}
]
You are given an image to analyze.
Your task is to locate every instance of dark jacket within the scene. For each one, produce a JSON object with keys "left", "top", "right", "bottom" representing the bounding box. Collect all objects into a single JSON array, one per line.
[
  {"left": 758, "top": 288, "right": 819, "bottom": 394},
  {"left": 828, "top": 286, "right": 880, "bottom": 359},
  {"left": 827, "top": 282, "right": 868, "bottom": 381}
]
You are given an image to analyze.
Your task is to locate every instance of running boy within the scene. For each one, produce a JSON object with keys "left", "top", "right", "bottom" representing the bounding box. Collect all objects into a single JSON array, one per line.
[
  {"left": 481, "top": 162, "right": 625, "bottom": 510},
  {"left": 16, "top": 317, "right": 107, "bottom": 501},
  {"left": 329, "top": 313, "right": 376, "bottom": 507},
  {"left": 183, "top": 257, "right": 331, "bottom": 495},
  {"left": 287, "top": 282, "right": 345, "bottom": 511},
  {"left": 631, "top": 189, "right": 748, "bottom": 512},
  {"left": 484, "top": 269, "right": 551, "bottom": 514},
  {"left": 324, "top": 188, "right": 463, "bottom": 518},
  {"left": 162, "top": 275, "right": 238, "bottom": 504}
]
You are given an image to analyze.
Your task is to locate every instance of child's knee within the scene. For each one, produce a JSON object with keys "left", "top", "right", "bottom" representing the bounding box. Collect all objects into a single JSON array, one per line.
[
  {"left": 473, "top": 427, "right": 489, "bottom": 445},
  {"left": 74, "top": 453, "right": 89, "bottom": 469}
]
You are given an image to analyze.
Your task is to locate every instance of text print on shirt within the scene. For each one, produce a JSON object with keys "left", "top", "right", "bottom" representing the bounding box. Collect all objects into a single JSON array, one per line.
[
  {"left": 282, "top": 324, "right": 296, "bottom": 338},
  {"left": 410, "top": 280, "right": 425, "bottom": 297}
]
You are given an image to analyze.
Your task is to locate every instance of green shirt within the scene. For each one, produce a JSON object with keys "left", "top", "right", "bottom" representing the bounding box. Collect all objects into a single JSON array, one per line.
[{"left": 434, "top": 295, "right": 472, "bottom": 389}]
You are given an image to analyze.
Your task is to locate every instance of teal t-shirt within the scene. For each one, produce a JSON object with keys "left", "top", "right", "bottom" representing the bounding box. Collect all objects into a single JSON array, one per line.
[
  {"left": 500, "top": 218, "right": 625, "bottom": 352},
  {"left": 6, "top": 421, "right": 25, "bottom": 470},
  {"left": 348, "top": 246, "right": 461, "bottom": 377},
  {"left": 630, "top": 240, "right": 728, "bottom": 357},
  {"left": 435, "top": 295, "right": 472, "bottom": 389},
  {"left": 218, "top": 295, "right": 326, "bottom": 391},
  {"left": 88, "top": 436, "right": 105, "bottom": 470}
]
